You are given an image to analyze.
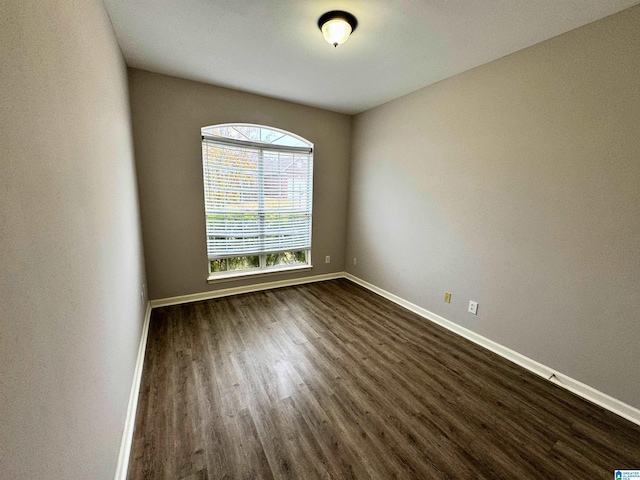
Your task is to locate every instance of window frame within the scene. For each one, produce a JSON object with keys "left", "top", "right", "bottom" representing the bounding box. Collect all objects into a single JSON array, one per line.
[{"left": 201, "top": 124, "right": 314, "bottom": 282}]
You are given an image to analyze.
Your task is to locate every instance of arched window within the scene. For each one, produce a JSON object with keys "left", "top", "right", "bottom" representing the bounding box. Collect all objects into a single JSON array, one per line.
[{"left": 201, "top": 124, "right": 313, "bottom": 279}]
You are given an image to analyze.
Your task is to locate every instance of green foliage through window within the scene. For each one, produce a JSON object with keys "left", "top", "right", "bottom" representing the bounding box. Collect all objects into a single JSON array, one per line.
[
  {"left": 210, "top": 250, "right": 308, "bottom": 274},
  {"left": 266, "top": 250, "right": 307, "bottom": 267}
]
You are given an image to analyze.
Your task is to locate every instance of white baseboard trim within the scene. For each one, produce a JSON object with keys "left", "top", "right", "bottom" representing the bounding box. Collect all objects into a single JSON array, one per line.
[
  {"left": 343, "top": 272, "right": 640, "bottom": 427},
  {"left": 115, "top": 273, "right": 342, "bottom": 478},
  {"left": 114, "top": 301, "right": 152, "bottom": 480},
  {"left": 117, "top": 271, "right": 639, "bottom": 479},
  {"left": 150, "top": 272, "right": 344, "bottom": 308}
]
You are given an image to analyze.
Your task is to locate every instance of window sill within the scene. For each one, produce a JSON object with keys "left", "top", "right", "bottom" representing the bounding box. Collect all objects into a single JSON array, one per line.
[{"left": 207, "top": 264, "right": 313, "bottom": 284}]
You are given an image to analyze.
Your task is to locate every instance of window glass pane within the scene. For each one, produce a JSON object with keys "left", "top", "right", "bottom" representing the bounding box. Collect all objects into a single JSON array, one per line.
[
  {"left": 265, "top": 250, "right": 307, "bottom": 267},
  {"left": 210, "top": 258, "right": 227, "bottom": 272},
  {"left": 265, "top": 252, "right": 280, "bottom": 267},
  {"left": 228, "top": 255, "right": 260, "bottom": 271},
  {"left": 271, "top": 135, "right": 308, "bottom": 147},
  {"left": 202, "top": 124, "right": 311, "bottom": 148}
]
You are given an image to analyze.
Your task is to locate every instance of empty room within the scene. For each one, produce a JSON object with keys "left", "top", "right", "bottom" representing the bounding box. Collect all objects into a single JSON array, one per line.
[{"left": 2, "top": 1, "right": 640, "bottom": 479}]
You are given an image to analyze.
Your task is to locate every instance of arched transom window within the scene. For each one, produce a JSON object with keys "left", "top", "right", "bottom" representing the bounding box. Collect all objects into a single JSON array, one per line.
[{"left": 201, "top": 124, "right": 313, "bottom": 279}]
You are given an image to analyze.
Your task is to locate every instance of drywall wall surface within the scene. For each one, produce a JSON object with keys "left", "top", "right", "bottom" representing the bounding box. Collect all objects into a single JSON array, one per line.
[
  {"left": 346, "top": 6, "right": 640, "bottom": 409},
  {"left": 0, "top": 1, "right": 146, "bottom": 478},
  {"left": 129, "top": 69, "right": 351, "bottom": 300}
]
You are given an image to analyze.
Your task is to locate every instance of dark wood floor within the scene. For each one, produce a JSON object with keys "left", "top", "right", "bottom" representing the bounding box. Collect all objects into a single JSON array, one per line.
[{"left": 128, "top": 279, "right": 640, "bottom": 479}]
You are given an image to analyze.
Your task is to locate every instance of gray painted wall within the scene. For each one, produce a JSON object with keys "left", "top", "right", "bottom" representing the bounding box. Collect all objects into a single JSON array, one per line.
[
  {"left": 0, "top": 1, "right": 146, "bottom": 478},
  {"left": 346, "top": 6, "right": 640, "bottom": 409},
  {"left": 128, "top": 69, "right": 351, "bottom": 300}
]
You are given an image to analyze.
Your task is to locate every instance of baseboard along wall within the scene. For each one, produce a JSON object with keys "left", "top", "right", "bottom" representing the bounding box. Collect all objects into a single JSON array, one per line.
[
  {"left": 114, "top": 301, "right": 152, "bottom": 480},
  {"left": 116, "top": 271, "right": 640, "bottom": 479},
  {"left": 149, "top": 272, "right": 345, "bottom": 308},
  {"left": 342, "top": 272, "right": 640, "bottom": 427}
]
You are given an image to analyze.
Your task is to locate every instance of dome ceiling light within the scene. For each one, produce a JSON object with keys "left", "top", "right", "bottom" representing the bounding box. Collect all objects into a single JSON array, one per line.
[{"left": 318, "top": 10, "right": 358, "bottom": 47}]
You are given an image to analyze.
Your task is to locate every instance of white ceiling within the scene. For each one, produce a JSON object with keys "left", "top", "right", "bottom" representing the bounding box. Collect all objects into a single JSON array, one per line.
[{"left": 104, "top": 0, "right": 639, "bottom": 115}]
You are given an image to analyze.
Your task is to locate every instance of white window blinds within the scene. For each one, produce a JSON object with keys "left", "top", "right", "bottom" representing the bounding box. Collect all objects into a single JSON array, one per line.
[{"left": 202, "top": 132, "right": 313, "bottom": 260}]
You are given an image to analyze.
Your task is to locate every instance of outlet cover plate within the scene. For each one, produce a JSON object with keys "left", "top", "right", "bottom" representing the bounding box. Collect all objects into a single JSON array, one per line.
[{"left": 468, "top": 301, "right": 478, "bottom": 315}]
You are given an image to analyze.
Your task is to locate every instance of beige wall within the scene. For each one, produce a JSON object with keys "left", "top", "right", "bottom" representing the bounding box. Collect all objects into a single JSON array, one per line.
[
  {"left": 0, "top": 1, "right": 146, "bottom": 478},
  {"left": 346, "top": 6, "right": 640, "bottom": 409},
  {"left": 129, "top": 69, "right": 351, "bottom": 300}
]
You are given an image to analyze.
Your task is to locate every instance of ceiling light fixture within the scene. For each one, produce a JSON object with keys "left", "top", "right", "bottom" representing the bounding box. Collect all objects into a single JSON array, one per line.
[{"left": 318, "top": 10, "right": 358, "bottom": 47}]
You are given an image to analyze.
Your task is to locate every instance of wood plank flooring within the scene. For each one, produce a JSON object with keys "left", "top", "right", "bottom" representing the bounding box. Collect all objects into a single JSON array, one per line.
[{"left": 127, "top": 279, "right": 640, "bottom": 479}]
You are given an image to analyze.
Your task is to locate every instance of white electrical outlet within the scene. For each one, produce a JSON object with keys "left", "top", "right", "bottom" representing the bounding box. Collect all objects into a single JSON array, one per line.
[
  {"left": 353, "top": 257, "right": 357, "bottom": 265},
  {"left": 468, "top": 301, "right": 478, "bottom": 315},
  {"left": 325, "top": 255, "right": 331, "bottom": 263}
]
